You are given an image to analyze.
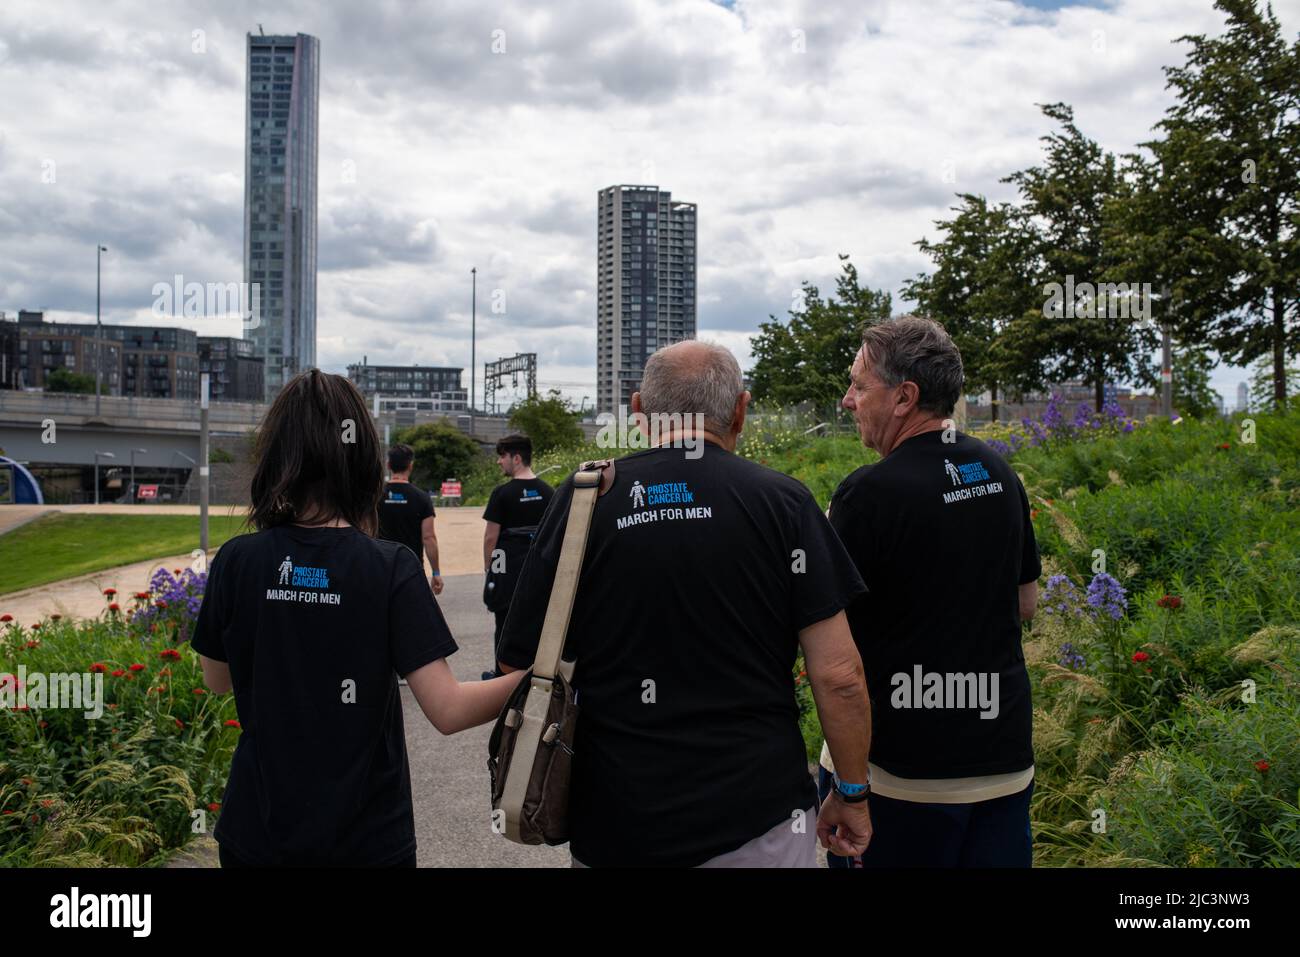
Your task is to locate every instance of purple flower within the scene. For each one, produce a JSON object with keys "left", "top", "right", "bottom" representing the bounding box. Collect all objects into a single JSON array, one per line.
[
  {"left": 1072, "top": 402, "right": 1092, "bottom": 430},
  {"left": 1043, "top": 393, "right": 1066, "bottom": 436},
  {"left": 988, "top": 439, "right": 1011, "bottom": 458},
  {"left": 1041, "top": 574, "right": 1085, "bottom": 618},
  {"left": 1085, "top": 572, "right": 1127, "bottom": 621},
  {"left": 1059, "top": 642, "right": 1086, "bottom": 670}
]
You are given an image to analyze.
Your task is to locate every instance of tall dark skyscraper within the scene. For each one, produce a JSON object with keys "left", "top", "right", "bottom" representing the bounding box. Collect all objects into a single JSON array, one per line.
[
  {"left": 244, "top": 31, "right": 319, "bottom": 400},
  {"left": 597, "top": 185, "right": 697, "bottom": 414}
]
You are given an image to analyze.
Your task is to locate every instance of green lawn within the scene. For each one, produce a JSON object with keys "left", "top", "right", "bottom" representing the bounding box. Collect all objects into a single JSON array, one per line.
[{"left": 0, "top": 512, "right": 251, "bottom": 595}]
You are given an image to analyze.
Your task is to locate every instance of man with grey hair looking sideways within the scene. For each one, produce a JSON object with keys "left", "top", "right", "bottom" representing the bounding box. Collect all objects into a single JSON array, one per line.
[
  {"left": 498, "top": 340, "right": 874, "bottom": 867},
  {"left": 819, "top": 315, "right": 1041, "bottom": 868}
]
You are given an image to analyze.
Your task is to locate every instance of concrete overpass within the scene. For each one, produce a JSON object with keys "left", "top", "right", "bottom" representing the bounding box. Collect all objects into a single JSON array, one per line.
[{"left": 0, "top": 390, "right": 604, "bottom": 473}]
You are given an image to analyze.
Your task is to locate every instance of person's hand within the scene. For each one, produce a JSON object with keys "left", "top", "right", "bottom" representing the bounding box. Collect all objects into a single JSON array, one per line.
[
  {"left": 431, "top": 574, "right": 444, "bottom": 596},
  {"left": 816, "top": 792, "right": 872, "bottom": 859}
]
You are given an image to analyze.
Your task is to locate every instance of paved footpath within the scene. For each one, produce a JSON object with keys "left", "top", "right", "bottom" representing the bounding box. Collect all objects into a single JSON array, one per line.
[{"left": 0, "top": 505, "right": 489, "bottom": 623}]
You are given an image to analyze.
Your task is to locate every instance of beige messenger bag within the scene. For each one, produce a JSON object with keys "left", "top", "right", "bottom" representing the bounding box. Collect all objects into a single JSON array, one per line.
[{"left": 488, "top": 459, "right": 613, "bottom": 845}]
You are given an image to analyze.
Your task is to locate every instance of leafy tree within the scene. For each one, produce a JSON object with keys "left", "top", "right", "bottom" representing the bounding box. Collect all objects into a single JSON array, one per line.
[
  {"left": 508, "top": 389, "right": 582, "bottom": 454},
  {"left": 1138, "top": 0, "right": 1300, "bottom": 408},
  {"left": 748, "top": 255, "right": 892, "bottom": 413},
  {"left": 1135, "top": 343, "right": 1223, "bottom": 418},
  {"left": 392, "top": 421, "right": 482, "bottom": 488},
  {"left": 905, "top": 195, "right": 1045, "bottom": 420},
  {"left": 45, "top": 367, "right": 102, "bottom": 394},
  {"left": 1005, "top": 103, "right": 1156, "bottom": 411},
  {"left": 1248, "top": 355, "right": 1300, "bottom": 411}
]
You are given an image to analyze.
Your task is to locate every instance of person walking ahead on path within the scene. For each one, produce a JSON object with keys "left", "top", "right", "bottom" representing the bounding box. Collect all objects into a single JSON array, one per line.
[
  {"left": 192, "top": 370, "right": 523, "bottom": 868},
  {"left": 820, "top": 316, "right": 1041, "bottom": 868},
  {"left": 498, "top": 341, "right": 874, "bottom": 868},
  {"left": 378, "top": 443, "right": 442, "bottom": 596},
  {"left": 481, "top": 434, "right": 553, "bottom": 675}
]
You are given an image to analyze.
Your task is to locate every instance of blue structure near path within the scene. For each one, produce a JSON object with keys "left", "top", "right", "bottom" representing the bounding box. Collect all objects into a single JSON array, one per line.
[{"left": 0, "top": 455, "right": 44, "bottom": 504}]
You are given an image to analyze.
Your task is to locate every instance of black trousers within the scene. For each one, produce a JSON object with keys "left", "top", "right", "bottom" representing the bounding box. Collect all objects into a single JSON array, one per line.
[{"left": 218, "top": 844, "right": 417, "bottom": 868}]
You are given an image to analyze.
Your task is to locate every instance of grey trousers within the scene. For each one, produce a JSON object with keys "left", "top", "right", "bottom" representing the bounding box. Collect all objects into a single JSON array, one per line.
[{"left": 572, "top": 807, "right": 819, "bottom": 868}]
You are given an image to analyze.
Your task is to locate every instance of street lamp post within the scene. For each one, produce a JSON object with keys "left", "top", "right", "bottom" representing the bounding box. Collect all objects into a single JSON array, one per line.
[
  {"left": 129, "top": 447, "right": 147, "bottom": 503},
  {"left": 95, "top": 244, "right": 108, "bottom": 416},
  {"left": 93, "top": 451, "right": 115, "bottom": 505}
]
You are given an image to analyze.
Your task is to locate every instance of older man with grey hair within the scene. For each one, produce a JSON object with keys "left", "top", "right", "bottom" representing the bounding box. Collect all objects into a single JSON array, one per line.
[
  {"left": 497, "top": 339, "right": 874, "bottom": 867},
  {"left": 818, "top": 315, "right": 1042, "bottom": 868}
]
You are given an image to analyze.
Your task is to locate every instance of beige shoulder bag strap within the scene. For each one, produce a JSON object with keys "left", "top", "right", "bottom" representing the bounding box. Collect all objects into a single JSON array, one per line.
[{"left": 498, "top": 459, "right": 612, "bottom": 841}]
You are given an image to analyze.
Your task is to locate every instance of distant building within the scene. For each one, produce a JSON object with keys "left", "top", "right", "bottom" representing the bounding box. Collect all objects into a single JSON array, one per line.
[
  {"left": 0, "top": 313, "right": 20, "bottom": 389},
  {"left": 1237, "top": 381, "right": 1249, "bottom": 412},
  {"left": 245, "top": 31, "right": 320, "bottom": 400},
  {"left": 13, "top": 311, "right": 123, "bottom": 394},
  {"left": 347, "top": 358, "right": 467, "bottom": 412},
  {"left": 198, "top": 336, "right": 265, "bottom": 402},
  {"left": 103, "top": 325, "right": 200, "bottom": 400},
  {"left": 11, "top": 311, "right": 198, "bottom": 399},
  {"left": 597, "top": 184, "right": 697, "bottom": 414}
]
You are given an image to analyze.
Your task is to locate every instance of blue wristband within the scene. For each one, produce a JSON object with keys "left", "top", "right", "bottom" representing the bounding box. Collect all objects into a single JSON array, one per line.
[{"left": 833, "top": 774, "right": 869, "bottom": 797}]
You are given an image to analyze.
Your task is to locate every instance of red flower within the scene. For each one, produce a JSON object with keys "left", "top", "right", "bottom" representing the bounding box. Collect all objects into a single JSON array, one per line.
[
  {"left": 207, "top": 802, "right": 221, "bottom": 812},
  {"left": 160, "top": 649, "right": 181, "bottom": 660},
  {"left": 108, "top": 603, "right": 120, "bottom": 612},
  {"left": 1157, "top": 594, "right": 1183, "bottom": 610},
  {"left": 23, "top": 640, "right": 39, "bottom": 649},
  {"left": 0, "top": 615, "right": 11, "bottom": 622},
  {"left": 224, "top": 719, "right": 242, "bottom": 729},
  {"left": 193, "top": 688, "right": 207, "bottom": 695},
  {"left": 155, "top": 600, "right": 168, "bottom": 609},
  {"left": 1255, "top": 760, "right": 1270, "bottom": 773},
  {"left": 1131, "top": 651, "right": 1150, "bottom": 663},
  {"left": 30, "top": 623, "right": 40, "bottom": 630},
  {"left": 89, "top": 663, "right": 108, "bottom": 673},
  {"left": 129, "top": 663, "right": 145, "bottom": 672},
  {"left": 1218, "top": 442, "right": 1230, "bottom": 450},
  {"left": 20, "top": 778, "right": 32, "bottom": 786},
  {"left": 50, "top": 614, "right": 62, "bottom": 621},
  {"left": 107, "top": 703, "right": 118, "bottom": 710},
  {"left": 1, "top": 811, "right": 11, "bottom": 816},
  {"left": 174, "top": 718, "right": 185, "bottom": 729},
  {"left": 111, "top": 669, "right": 125, "bottom": 678},
  {"left": 134, "top": 592, "right": 149, "bottom": 600},
  {"left": 1031, "top": 508, "right": 1040, "bottom": 519},
  {"left": 38, "top": 720, "right": 48, "bottom": 728},
  {"left": 103, "top": 588, "right": 117, "bottom": 597}
]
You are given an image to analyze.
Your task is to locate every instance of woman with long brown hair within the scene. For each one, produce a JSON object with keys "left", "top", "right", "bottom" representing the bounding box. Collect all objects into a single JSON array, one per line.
[{"left": 192, "top": 370, "right": 522, "bottom": 867}]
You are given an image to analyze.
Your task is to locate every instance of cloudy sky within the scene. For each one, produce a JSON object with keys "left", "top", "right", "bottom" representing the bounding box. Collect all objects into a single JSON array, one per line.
[{"left": 2, "top": 0, "right": 1295, "bottom": 408}]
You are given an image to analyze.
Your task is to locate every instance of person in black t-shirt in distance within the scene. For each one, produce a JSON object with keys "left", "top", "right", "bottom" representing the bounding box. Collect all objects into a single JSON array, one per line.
[
  {"left": 820, "top": 316, "right": 1041, "bottom": 868},
  {"left": 480, "top": 434, "right": 553, "bottom": 679},
  {"left": 192, "top": 370, "right": 524, "bottom": 867},
  {"left": 497, "top": 341, "right": 874, "bottom": 867},
  {"left": 378, "top": 443, "right": 442, "bottom": 597}
]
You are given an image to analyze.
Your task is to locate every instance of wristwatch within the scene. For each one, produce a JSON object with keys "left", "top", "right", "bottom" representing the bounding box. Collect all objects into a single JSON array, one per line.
[{"left": 833, "top": 773, "right": 870, "bottom": 803}]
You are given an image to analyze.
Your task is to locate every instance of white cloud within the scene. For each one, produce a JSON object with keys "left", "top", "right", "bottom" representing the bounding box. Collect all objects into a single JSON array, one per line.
[{"left": 2, "top": 0, "right": 1293, "bottom": 406}]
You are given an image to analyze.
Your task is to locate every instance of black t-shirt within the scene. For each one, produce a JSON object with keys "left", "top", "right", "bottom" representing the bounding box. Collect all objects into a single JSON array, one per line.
[
  {"left": 482, "top": 477, "right": 554, "bottom": 531},
  {"left": 498, "top": 441, "right": 865, "bottom": 867},
  {"left": 190, "top": 524, "right": 458, "bottom": 866},
  {"left": 482, "top": 478, "right": 555, "bottom": 610},
  {"left": 829, "top": 430, "right": 1041, "bottom": 779},
  {"left": 377, "top": 482, "right": 434, "bottom": 563}
]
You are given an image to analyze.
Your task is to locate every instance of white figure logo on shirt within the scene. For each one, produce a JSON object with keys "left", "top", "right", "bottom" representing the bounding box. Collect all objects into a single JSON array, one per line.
[
  {"left": 944, "top": 459, "right": 962, "bottom": 486},
  {"left": 278, "top": 555, "right": 293, "bottom": 585},
  {"left": 630, "top": 481, "right": 646, "bottom": 508}
]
